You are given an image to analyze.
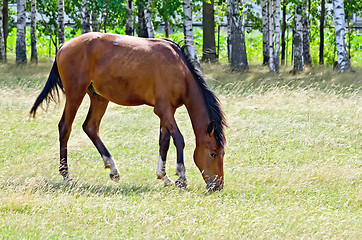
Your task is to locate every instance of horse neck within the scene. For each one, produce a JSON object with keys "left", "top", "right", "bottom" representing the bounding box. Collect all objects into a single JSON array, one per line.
[{"left": 183, "top": 75, "right": 210, "bottom": 144}]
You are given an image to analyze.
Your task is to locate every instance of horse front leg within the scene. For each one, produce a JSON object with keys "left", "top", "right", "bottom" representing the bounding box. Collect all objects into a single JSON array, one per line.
[
  {"left": 173, "top": 132, "right": 187, "bottom": 188},
  {"left": 156, "top": 123, "right": 174, "bottom": 186},
  {"left": 154, "top": 106, "right": 187, "bottom": 189}
]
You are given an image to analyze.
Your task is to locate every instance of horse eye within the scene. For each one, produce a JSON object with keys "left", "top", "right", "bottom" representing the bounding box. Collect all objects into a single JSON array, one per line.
[{"left": 210, "top": 153, "right": 216, "bottom": 158}]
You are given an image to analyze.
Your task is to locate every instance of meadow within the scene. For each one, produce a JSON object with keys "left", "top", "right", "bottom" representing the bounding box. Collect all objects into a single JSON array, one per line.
[{"left": 0, "top": 61, "right": 361, "bottom": 239}]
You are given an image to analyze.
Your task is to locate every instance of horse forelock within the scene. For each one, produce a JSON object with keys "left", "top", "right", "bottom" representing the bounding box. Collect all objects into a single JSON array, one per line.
[{"left": 163, "top": 39, "right": 227, "bottom": 147}]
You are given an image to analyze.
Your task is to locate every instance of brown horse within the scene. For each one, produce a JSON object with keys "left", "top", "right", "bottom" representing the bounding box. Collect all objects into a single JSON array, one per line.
[{"left": 30, "top": 33, "right": 227, "bottom": 191}]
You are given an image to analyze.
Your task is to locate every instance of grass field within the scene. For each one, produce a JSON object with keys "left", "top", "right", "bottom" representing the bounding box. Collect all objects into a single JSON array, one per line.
[{"left": 0, "top": 61, "right": 361, "bottom": 239}]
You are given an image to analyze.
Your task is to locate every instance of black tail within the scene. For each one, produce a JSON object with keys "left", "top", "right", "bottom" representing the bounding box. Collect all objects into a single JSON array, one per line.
[{"left": 30, "top": 60, "right": 64, "bottom": 117}]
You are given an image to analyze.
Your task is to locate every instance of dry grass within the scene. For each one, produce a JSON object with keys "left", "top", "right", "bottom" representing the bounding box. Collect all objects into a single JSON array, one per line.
[{"left": 0, "top": 63, "right": 361, "bottom": 239}]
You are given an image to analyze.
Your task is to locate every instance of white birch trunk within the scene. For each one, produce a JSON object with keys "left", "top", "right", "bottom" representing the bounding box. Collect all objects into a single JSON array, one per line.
[
  {"left": 81, "top": 0, "right": 90, "bottom": 34},
  {"left": 273, "top": 0, "right": 281, "bottom": 72},
  {"left": 144, "top": 0, "right": 154, "bottom": 38},
  {"left": 332, "top": 0, "right": 352, "bottom": 72},
  {"left": 58, "top": 0, "right": 65, "bottom": 46},
  {"left": 126, "top": 0, "right": 134, "bottom": 36},
  {"left": 227, "top": 0, "right": 248, "bottom": 71},
  {"left": 16, "top": 0, "right": 27, "bottom": 64},
  {"left": 268, "top": 0, "right": 275, "bottom": 72},
  {"left": 302, "top": 1, "right": 312, "bottom": 66},
  {"left": 262, "top": 0, "right": 269, "bottom": 65},
  {"left": 183, "top": 0, "right": 200, "bottom": 67},
  {"left": 293, "top": 4, "right": 303, "bottom": 72},
  {"left": 31, "top": 0, "right": 38, "bottom": 63},
  {"left": 0, "top": 4, "right": 5, "bottom": 62}
]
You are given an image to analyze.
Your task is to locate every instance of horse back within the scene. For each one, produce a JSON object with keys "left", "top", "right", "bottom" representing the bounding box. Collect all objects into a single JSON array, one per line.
[{"left": 57, "top": 33, "right": 189, "bottom": 108}]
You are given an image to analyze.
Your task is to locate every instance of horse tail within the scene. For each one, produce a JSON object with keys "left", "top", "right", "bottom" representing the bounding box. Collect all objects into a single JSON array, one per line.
[{"left": 30, "top": 59, "right": 64, "bottom": 117}]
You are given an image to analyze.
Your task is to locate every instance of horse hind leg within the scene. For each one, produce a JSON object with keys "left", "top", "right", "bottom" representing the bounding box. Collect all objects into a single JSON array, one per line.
[
  {"left": 58, "top": 94, "right": 86, "bottom": 182},
  {"left": 82, "top": 92, "right": 120, "bottom": 182},
  {"left": 156, "top": 123, "right": 174, "bottom": 186}
]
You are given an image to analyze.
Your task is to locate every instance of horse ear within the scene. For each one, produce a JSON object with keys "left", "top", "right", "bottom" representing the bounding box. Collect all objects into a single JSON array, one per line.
[{"left": 207, "top": 121, "right": 215, "bottom": 136}]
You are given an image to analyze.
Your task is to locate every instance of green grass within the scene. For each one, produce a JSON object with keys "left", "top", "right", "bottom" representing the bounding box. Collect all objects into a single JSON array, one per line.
[{"left": 0, "top": 62, "right": 361, "bottom": 239}]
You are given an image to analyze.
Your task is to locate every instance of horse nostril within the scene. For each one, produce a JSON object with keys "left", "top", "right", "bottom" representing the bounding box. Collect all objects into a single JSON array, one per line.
[{"left": 206, "top": 179, "right": 223, "bottom": 192}]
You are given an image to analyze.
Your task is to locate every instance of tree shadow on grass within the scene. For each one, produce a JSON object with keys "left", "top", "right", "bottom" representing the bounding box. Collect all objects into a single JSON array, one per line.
[
  {"left": 0, "top": 177, "right": 159, "bottom": 197},
  {"left": 43, "top": 180, "right": 158, "bottom": 197}
]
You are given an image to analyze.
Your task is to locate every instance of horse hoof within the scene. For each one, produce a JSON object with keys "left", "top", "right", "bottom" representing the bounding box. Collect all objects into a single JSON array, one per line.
[
  {"left": 175, "top": 177, "right": 187, "bottom": 189},
  {"left": 163, "top": 176, "right": 174, "bottom": 187},
  {"left": 63, "top": 174, "right": 73, "bottom": 183},
  {"left": 110, "top": 173, "right": 120, "bottom": 183}
]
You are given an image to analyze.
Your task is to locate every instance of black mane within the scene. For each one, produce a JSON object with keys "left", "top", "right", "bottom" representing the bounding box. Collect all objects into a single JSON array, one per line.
[{"left": 163, "top": 39, "right": 227, "bottom": 147}]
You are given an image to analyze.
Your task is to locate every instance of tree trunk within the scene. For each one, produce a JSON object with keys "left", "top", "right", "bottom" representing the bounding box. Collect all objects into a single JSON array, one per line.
[
  {"left": 91, "top": 6, "right": 99, "bottom": 32},
  {"left": 103, "top": 0, "right": 109, "bottom": 32},
  {"left": 227, "top": 0, "right": 248, "bottom": 71},
  {"left": 319, "top": 0, "right": 325, "bottom": 65},
  {"left": 202, "top": 0, "right": 217, "bottom": 62},
  {"left": 268, "top": 0, "right": 275, "bottom": 72},
  {"left": 346, "top": 11, "right": 351, "bottom": 59},
  {"left": 262, "top": 0, "right": 269, "bottom": 65},
  {"left": 281, "top": 0, "right": 286, "bottom": 65},
  {"left": 138, "top": 1, "right": 148, "bottom": 37},
  {"left": 31, "top": 0, "right": 38, "bottom": 63},
  {"left": 302, "top": 1, "right": 312, "bottom": 66},
  {"left": 332, "top": 0, "right": 352, "bottom": 72},
  {"left": 126, "top": 0, "right": 134, "bottom": 35},
  {"left": 16, "top": 0, "right": 27, "bottom": 64},
  {"left": 274, "top": 0, "right": 281, "bottom": 72},
  {"left": 58, "top": 0, "right": 65, "bottom": 46},
  {"left": 144, "top": 0, "right": 154, "bottom": 38},
  {"left": 2, "top": 0, "right": 8, "bottom": 62},
  {"left": 183, "top": 0, "right": 200, "bottom": 67},
  {"left": 0, "top": 3, "right": 5, "bottom": 62},
  {"left": 293, "top": 4, "right": 303, "bottom": 72},
  {"left": 81, "top": 0, "right": 90, "bottom": 34}
]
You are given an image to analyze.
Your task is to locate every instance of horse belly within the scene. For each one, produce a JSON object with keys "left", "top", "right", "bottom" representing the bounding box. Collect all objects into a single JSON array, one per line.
[{"left": 92, "top": 76, "right": 156, "bottom": 107}]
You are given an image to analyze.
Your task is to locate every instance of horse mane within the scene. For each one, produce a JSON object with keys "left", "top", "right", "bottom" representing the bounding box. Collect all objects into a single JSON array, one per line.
[{"left": 163, "top": 39, "right": 227, "bottom": 147}]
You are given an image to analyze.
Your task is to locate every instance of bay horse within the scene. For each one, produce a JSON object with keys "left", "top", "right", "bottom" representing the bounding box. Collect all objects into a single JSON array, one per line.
[{"left": 30, "top": 33, "right": 227, "bottom": 191}]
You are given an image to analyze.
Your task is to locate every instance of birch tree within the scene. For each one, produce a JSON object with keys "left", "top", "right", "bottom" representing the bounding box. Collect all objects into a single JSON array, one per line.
[
  {"left": 144, "top": 0, "right": 154, "bottom": 38},
  {"left": 273, "top": 0, "right": 281, "bottom": 72},
  {"left": 0, "top": 3, "right": 5, "bottom": 63},
  {"left": 16, "top": 0, "right": 27, "bottom": 64},
  {"left": 268, "top": 0, "right": 274, "bottom": 71},
  {"left": 126, "top": 0, "right": 134, "bottom": 35},
  {"left": 293, "top": 3, "right": 303, "bottom": 72},
  {"left": 302, "top": 1, "right": 312, "bottom": 66},
  {"left": 261, "top": 0, "right": 269, "bottom": 65},
  {"left": 81, "top": 0, "right": 90, "bottom": 34},
  {"left": 268, "top": 0, "right": 281, "bottom": 73},
  {"left": 31, "top": 0, "right": 38, "bottom": 63},
  {"left": 227, "top": 0, "right": 248, "bottom": 71},
  {"left": 332, "top": 0, "right": 352, "bottom": 72},
  {"left": 138, "top": 1, "right": 148, "bottom": 37},
  {"left": 58, "top": 0, "right": 65, "bottom": 46},
  {"left": 183, "top": 0, "right": 200, "bottom": 67}
]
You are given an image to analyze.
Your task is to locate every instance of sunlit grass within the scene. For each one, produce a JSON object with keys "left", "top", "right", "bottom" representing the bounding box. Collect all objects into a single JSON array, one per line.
[{"left": 0, "top": 63, "right": 361, "bottom": 239}]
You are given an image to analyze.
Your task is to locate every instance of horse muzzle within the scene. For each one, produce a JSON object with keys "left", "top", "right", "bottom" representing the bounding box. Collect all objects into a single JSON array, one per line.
[{"left": 206, "top": 176, "right": 224, "bottom": 191}]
